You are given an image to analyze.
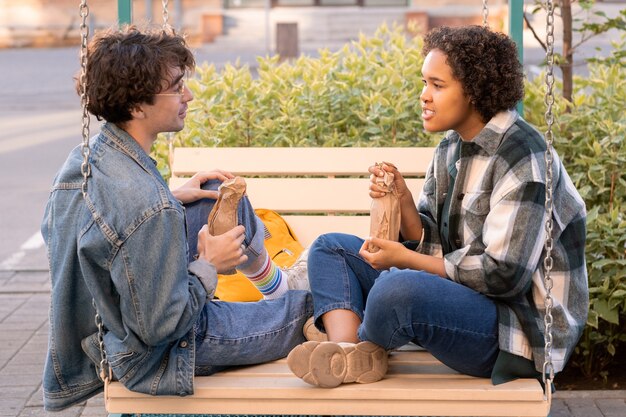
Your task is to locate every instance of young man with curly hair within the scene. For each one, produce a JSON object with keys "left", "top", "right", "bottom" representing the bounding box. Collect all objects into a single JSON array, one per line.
[
  {"left": 41, "top": 26, "right": 312, "bottom": 411},
  {"left": 288, "top": 25, "right": 588, "bottom": 389}
]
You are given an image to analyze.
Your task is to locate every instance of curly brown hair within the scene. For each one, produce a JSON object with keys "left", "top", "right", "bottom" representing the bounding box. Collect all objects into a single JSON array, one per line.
[
  {"left": 422, "top": 25, "right": 524, "bottom": 122},
  {"left": 79, "top": 25, "right": 195, "bottom": 124}
]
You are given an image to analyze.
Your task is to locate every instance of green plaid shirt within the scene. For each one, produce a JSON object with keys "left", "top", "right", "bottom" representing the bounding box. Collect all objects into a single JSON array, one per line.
[{"left": 417, "top": 110, "right": 588, "bottom": 373}]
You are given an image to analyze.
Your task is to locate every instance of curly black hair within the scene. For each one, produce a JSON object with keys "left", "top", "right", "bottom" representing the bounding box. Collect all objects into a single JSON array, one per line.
[
  {"left": 422, "top": 25, "right": 524, "bottom": 122},
  {"left": 78, "top": 25, "right": 195, "bottom": 124}
]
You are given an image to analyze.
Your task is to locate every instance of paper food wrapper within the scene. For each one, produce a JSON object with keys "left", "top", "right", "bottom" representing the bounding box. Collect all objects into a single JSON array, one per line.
[{"left": 368, "top": 164, "right": 400, "bottom": 252}]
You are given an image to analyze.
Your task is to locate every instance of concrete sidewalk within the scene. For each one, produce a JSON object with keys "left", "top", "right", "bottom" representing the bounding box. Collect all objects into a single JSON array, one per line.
[{"left": 1, "top": 259, "right": 625, "bottom": 417}]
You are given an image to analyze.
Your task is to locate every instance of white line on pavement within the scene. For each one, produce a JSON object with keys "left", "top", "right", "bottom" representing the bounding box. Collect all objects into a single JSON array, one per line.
[{"left": 0, "top": 231, "right": 45, "bottom": 270}]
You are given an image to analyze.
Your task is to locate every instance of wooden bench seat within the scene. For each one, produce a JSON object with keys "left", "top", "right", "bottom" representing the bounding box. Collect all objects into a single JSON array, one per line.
[
  {"left": 106, "top": 349, "right": 549, "bottom": 416},
  {"left": 106, "top": 147, "right": 550, "bottom": 417}
]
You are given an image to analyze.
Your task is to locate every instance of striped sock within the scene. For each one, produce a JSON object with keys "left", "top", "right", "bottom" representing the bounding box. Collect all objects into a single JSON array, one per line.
[{"left": 240, "top": 251, "right": 289, "bottom": 300}]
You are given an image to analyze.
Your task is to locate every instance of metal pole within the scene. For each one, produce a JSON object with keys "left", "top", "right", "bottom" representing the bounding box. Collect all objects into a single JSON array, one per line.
[
  {"left": 118, "top": 0, "right": 133, "bottom": 25},
  {"left": 146, "top": 0, "right": 153, "bottom": 22},
  {"left": 509, "top": 0, "right": 524, "bottom": 115},
  {"left": 175, "top": 0, "right": 183, "bottom": 32},
  {"left": 265, "top": 0, "right": 271, "bottom": 54}
]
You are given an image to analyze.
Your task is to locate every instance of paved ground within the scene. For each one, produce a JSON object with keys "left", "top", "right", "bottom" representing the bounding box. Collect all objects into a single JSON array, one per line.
[{"left": 0, "top": 268, "right": 625, "bottom": 417}]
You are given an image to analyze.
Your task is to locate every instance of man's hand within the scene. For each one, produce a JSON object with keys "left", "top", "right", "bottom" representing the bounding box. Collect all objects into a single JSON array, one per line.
[
  {"left": 172, "top": 170, "right": 234, "bottom": 204},
  {"left": 359, "top": 236, "right": 410, "bottom": 271},
  {"left": 197, "top": 225, "right": 248, "bottom": 274}
]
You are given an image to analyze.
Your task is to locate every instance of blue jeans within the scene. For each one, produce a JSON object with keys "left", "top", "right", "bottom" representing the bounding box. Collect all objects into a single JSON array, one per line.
[
  {"left": 308, "top": 232, "right": 499, "bottom": 378},
  {"left": 184, "top": 179, "right": 313, "bottom": 375}
]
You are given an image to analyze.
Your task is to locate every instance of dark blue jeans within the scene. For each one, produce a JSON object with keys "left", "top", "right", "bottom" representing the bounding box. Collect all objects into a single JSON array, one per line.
[{"left": 308, "top": 232, "right": 500, "bottom": 378}]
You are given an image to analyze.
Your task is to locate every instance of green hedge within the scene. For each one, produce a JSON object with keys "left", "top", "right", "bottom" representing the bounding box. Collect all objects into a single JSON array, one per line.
[
  {"left": 153, "top": 26, "right": 626, "bottom": 380},
  {"left": 152, "top": 24, "right": 437, "bottom": 177}
]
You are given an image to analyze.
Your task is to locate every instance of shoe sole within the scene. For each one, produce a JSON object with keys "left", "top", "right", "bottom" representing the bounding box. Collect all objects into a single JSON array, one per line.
[
  {"left": 207, "top": 176, "right": 246, "bottom": 236},
  {"left": 207, "top": 177, "right": 246, "bottom": 275},
  {"left": 287, "top": 341, "right": 388, "bottom": 388}
]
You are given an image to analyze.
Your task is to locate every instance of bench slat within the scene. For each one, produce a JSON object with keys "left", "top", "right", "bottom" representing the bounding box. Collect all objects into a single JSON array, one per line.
[
  {"left": 169, "top": 178, "right": 424, "bottom": 213},
  {"left": 171, "top": 147, "right": 435, "bottom": 177},
  {"left": 106, "top": 351, "right": 549, "bottom": 416},
  {"left": 280, "top": 216, "right": 369, "bottom": 246}
]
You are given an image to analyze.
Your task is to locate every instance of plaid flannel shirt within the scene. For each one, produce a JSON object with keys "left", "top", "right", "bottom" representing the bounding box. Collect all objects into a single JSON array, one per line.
[{"left": 416, "top": 110, "right": 588, "bottom": 373}]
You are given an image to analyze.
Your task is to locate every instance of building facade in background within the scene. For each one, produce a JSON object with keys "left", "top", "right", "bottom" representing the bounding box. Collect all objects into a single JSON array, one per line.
[{"left": 0, "top": 0, "right": 506, "bottom": 49}]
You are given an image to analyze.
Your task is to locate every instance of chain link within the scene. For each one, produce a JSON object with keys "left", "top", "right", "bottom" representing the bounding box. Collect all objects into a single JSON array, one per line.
[
  {"left": 79, "top": 0, "right": 91, "bottom": 197},
  {"left": 162, "top": 0, "right": 171, "bottom": 30},
  {"left": 482, "top": 0, "right": 489, "bottom": 27},
  {"left": 542, "top": 0, "right": 555, "bottom": 401},
  {"left": 93, "top": 300, "right": 111, "bottom": 382}
]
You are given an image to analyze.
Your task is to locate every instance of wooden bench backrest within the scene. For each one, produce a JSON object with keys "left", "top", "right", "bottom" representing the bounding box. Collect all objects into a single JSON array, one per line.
[{"left": 169, "top": 147, "right": 435, "bottom": 245}]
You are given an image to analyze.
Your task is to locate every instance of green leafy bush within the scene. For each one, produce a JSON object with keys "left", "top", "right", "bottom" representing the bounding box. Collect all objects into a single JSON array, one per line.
[
  {"left": 151, "top": 24, "right": 437, "bottom": 177},
  {"left": 524, "top": 37, "right": 626, "bottom": 380},
  {"left": 153, "top": 25, "right": 626, "bottom": 380}
]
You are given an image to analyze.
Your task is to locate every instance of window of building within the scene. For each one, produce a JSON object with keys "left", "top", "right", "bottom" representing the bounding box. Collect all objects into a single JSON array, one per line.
[{"left": 225, "top": 0, "right": 409, "bottom": 7}]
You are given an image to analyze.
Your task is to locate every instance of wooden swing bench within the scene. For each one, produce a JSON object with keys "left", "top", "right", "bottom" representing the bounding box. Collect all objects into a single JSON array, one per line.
[{"left": 105, "top": 147, "right": 551, "bottom": 417}]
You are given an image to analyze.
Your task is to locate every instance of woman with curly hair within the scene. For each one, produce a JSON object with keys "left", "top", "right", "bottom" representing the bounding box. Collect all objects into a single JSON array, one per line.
[{"left": 287, "top": 25, "right": 588, "bottom": 389}]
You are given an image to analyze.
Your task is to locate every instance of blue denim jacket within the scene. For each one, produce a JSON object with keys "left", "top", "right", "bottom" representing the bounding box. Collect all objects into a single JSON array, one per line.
[{"left": 41, "top": 123, "right": 215, "bottom": 411}]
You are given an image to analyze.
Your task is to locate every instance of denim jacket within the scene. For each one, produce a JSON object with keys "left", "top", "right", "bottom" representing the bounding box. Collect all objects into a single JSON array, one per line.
[{"left": 41, "top": 123, "right": 216, "bottom": 411}]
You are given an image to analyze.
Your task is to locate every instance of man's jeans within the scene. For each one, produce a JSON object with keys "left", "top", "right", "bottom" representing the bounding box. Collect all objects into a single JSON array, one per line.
[
  {"left": 308, "top": 232, "right": 500, "bottom": 378},
  {"left": 183, "top": 179, "right": 313, "bottom": 375}
]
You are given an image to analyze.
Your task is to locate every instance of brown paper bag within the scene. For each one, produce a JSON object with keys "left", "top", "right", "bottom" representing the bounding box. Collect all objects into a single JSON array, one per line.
[{"left": 368, "top": 163, "right": 401, "bottom": 252}]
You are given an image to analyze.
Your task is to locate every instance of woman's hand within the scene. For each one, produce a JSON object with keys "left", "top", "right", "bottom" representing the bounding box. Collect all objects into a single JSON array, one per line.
[
  {"left": 171, "top": 170, "right": 234, "bottom": 204},
  {"left": 368, "top": 162, "right": 412, "bottom": 203},
  {"left": 358, "top": 237, "right": 410, "bottom": 271},
  {"left": 360, "top": 236, "right": 447, "bottom": 277},
  {"left": 197, "top": 225, "right": 248, "bottom": 274}
]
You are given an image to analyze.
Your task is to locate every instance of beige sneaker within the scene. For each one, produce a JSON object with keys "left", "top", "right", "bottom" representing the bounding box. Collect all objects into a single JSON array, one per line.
[
  {"left": 207, "top": 176, "right": 247, "bottom": 236},
  {"left": 285, "top": 248, "right": 310, "bottom": 291},
  {"left": 303, "top": 317, "right": 327, "bottom": 342},
  {"left": 287, "top": 341, "right": 388, "bottom": 388}
]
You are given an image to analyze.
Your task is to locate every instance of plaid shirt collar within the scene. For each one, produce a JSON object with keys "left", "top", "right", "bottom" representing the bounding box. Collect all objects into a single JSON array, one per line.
[{"left": 446, "top": 109, "right": 520, "bottom": 157}]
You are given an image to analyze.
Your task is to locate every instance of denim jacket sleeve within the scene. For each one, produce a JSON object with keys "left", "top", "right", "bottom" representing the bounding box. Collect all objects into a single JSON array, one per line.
[{"left": 109, "top": 206, "right": 207, "bottom": 347}]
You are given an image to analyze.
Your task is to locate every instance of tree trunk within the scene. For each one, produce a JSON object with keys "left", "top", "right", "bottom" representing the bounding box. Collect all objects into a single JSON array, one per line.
[{"left": 561, "top": 0, "right": 573, "bottom": 103}]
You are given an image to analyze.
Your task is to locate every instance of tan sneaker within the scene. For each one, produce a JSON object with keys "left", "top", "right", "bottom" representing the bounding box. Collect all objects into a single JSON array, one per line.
[
  {"left": 287, "top": 341, "right": 388, "bottom": 388},
  {"left": 208, "top": 176, "right": 247, "bottom": 236},
  {"left": 303, "top": 317, "right": 327, "bottom": 342}
]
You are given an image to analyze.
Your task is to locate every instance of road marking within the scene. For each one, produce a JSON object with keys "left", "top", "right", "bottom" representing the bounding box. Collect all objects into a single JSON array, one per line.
[
  {"left": 0, "top": 124, "right": 80, "bottom": 155},
  {"left": 0, "top": 110, "right": 102, "bottom": 155},
  {"left": 0, "top": 231, "right": 45, "bottom": 270},
  {"left": 21, "top": 232, "right": 44, "bottom": 250}
]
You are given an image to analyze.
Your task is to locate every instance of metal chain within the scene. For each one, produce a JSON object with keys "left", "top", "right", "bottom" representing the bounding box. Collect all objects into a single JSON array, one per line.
[
  {"left": 482, "top": 0, "right": 489, "bottom": 27},
  {"left": 79, "top": 0, "right": 91, "bottom": 197},
  {"left": 542, "top": 0, "right": 556, "bottom": 402},
  {"left": 93, "top": 300, "right": 111, "bottom": 382},
  {"left": 162, "top": 0, "right": 175, "bottom": 169},
  {"left": 162, "top": 0, "right": 171, "bottom": 30},
  {"left": 79, "top": 0, "right": 111, "bottom": 384}
]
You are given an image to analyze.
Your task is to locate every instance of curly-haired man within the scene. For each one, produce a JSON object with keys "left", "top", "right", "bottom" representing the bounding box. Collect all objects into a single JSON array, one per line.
[
  {"left": 41, "top": 26, "right": 312, "bottom": 411},
  {"left": 288, "top": 25, "right": 588, "bottom": 390}
]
